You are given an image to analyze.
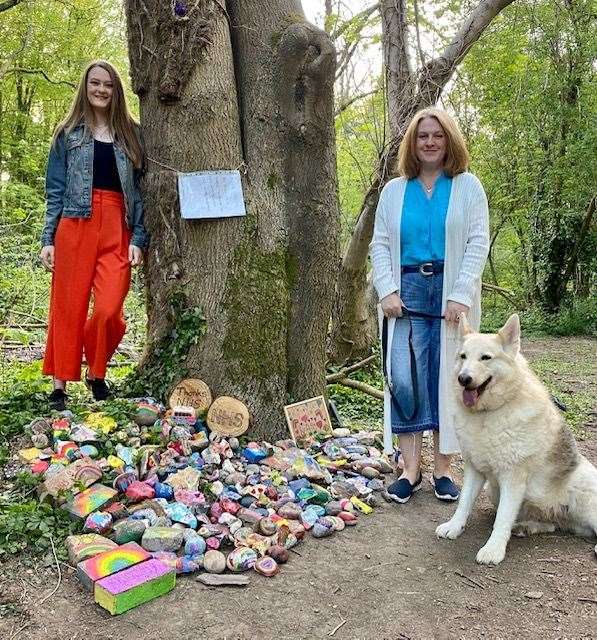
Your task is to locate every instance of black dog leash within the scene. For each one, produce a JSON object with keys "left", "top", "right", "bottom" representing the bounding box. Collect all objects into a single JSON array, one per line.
[{"left": 381, "top": 306, "right": 445, "bottom": 422}]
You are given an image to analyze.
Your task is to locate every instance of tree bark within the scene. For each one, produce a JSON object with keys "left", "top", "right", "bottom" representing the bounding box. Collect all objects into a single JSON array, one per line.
[
  {"left": 124, "top": 0, "right": 338, "bottom": 440},
  {"left": 328, "top": 0, "right": 517, "bottom": 364}
]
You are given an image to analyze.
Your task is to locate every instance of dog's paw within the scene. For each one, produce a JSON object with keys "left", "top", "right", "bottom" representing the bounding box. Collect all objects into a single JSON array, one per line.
[
  {"left": 436, "top": 519, "right": 465, "bottom": 540},
  {"left": 476, "top": 540, "right": 506, "bottom": 565}
]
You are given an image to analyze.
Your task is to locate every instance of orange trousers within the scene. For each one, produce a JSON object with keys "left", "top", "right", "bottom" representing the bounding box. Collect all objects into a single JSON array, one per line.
[{"left": 43, "top": 189, "right": 131, "bottom": 381}]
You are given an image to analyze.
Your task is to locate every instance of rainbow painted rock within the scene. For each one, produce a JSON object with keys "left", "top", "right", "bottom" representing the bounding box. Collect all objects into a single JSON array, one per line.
[
  {"left": 66, "top": 533, "right": 118, "bottom": 564},
  {"left": 254, "top": 555, "right": 279, "bottom": 577},
  {"left": 77, "top": 542, "right": 151, "bottom": 591},
  {"left": 134, "top": 401, "right": 162, "bottom": 427},
  {"left": 84, "top": 511, "right": 113, "bottom": 534},
  {"left": 65, "top": 484, "right": 118, "bottom": 518},
  {"left": 226, "top": 547, "right": 257, "bottom": 572}
]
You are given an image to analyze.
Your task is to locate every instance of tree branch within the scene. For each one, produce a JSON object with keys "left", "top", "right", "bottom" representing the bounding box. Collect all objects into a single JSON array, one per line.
[
  {"left": 326, "top": 354, "right": 377, "bottom": 383},
  {"left": 561, "top": 195, "right": 596, "bottom": 287},
  {"left": 331, "top": 3, "right": 380, "bottom": 41},
  {"left": 0, "top": 0, "right": 24, "bottom": 13},
  {"left": 334, "top": 89, "right": 379, "bottom": 117},
  {"left": 5, "top": 68, "right": 77, "bottom": 88},
  {"left": 329, "top": 377, "right": 384, "bottom": 400},
  {"left": 418, "top": 0, "right": 516, "bottom": 105}
]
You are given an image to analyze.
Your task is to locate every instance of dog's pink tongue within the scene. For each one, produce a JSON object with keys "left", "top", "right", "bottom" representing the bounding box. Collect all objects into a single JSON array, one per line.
[{"left": 463, "top": 388, "right": 478, "bottom": 407}]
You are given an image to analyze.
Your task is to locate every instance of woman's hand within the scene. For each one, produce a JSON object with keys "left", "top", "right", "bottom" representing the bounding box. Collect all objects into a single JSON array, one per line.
[
  {"left": 40, "top": 245, "right": 55, "bottom": 271},
  {"left": 381, "top": 292, "right": 404, "bottom": 317},
  {"left": 129, "top": 245, "right": 143, "bottom": 267},
  {"left": 445, "top": 300, "right": 469, "bottom": 324}
]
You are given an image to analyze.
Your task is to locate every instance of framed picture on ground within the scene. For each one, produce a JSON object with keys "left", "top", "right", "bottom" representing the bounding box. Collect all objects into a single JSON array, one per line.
[{"left": 284, "top": 395, "right": 333, "bottom": 445}]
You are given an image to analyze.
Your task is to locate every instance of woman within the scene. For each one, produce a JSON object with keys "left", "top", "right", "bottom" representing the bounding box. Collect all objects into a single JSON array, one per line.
[
  {"left": 40, "top": 60, "right": 148, "bottom": 410},
  {"left": 370, "top": 107, "right": 489, "bottom": 504}
]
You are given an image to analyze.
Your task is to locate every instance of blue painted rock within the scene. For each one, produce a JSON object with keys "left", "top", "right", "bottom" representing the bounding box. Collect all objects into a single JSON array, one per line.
[
  {"left": 79, "top": 444, "right": 99, "bottom": 458},
  {"left": 311, "top": 517, "right": 335, "bottom": 538},
  {"left": 84, "top": 511, "right": 113, "bottom": 534},
  {"left": 153, "top": 482, "right": 174, "bottom": 500},
  {"left": 184, "top": 535, "right": 207, "bottom": 556},
  {"left": 164, "top": 502, "right": 197, "bottom": 529}
]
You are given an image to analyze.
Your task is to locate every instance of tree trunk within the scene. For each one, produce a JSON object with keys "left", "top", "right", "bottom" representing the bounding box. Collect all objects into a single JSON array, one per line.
[{"left": 124, "top": 0, "right": 338, "bottom": 440}]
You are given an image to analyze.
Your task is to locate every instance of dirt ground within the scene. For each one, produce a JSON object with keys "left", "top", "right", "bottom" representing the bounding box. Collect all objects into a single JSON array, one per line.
[{"left": 1, "top": 338, "right": 595, "bottom": 640}]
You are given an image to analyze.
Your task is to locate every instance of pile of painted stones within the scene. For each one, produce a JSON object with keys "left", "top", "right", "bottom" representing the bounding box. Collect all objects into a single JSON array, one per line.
[{"left": 17, "top": 398, "right": 392, "bottom": 613}]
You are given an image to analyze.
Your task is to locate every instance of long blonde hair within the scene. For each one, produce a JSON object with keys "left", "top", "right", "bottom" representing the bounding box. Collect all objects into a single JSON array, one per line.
[
  {"left": 53, "top": 60, "right": 143, "bottom": 169},
  {"left": 397, "top": 107, "right": 469, "bottom": 178}
]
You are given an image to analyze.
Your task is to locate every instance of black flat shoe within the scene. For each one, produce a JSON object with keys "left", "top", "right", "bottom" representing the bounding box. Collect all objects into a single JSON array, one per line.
[
  {"left": 85, "top": 375, "right": 111, "bottom": 401},
  {"left": 48, "top": 388, "right": 67, "bottom": 411}
]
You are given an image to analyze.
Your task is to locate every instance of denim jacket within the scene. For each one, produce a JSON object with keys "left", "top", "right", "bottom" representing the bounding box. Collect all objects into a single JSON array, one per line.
[{"left": 41, "top": 124, "right": 148, "bottom": 248}]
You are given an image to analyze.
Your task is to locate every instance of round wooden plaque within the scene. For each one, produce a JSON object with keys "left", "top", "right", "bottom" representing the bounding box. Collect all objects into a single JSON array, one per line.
[
  {"left": 206, "top": 396, "right": 250, "bottom": 437},
  {"left": 169, "top": 378, "right": 213, "bottom": 413}
]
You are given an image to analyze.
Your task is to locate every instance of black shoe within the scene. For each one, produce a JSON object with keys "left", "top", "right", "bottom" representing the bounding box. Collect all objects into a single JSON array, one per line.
[
  {"left": 85, "top": 376, "right": 111, "bottom": 401},
  {"left": 49, "top": 388, "right": 67, "bottom": 411}
]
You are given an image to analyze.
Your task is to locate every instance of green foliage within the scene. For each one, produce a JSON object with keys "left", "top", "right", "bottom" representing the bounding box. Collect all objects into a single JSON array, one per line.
[{"left": 0, "top": 500, "right": 80, "bottom": 557}]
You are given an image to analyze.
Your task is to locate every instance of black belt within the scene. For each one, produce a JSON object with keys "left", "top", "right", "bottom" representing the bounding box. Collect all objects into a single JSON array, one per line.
[
  {"left": 401, "top": 261, "right": 444, "bottom": 276},
  {"left": 381, "top": 306, "right": 445, "bottom": 422}
]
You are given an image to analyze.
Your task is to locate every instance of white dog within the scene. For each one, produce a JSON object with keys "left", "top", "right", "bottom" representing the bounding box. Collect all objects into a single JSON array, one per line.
[{"left": 436, "top": 313, "right": 597, "bottom": 565}]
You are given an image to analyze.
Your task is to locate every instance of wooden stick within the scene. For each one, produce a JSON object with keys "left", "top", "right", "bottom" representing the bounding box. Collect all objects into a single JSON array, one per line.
[
  {"left": 326, "top": 354, "right": 377, "bottom": 383},
  {"left": 578, "top": 597, "right": 597, "bottom": 604},
  {"left": 329, "top": 377, "right": 384, "bottom": 400},
  {"left": 38, "top": 535, "right": 62, "bottom": 606},
  {"left": 328, "top": 619, "right": 347, "bottom": 637},
  {"left": 454, "top": 570, "right": 486, "bottom": 589}
]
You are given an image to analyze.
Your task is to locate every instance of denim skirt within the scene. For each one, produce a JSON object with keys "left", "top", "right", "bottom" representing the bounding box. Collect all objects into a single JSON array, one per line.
[{"left": 390, "top": 271, "right": 443, "bottom": 433}]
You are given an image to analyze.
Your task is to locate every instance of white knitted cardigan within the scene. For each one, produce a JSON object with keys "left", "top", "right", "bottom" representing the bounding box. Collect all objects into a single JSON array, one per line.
[{"left": 370, "top": 172, "right": 490, "bottom": 454}]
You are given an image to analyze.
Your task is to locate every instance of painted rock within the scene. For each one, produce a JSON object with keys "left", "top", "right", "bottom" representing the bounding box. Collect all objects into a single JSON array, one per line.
[
  {"left": 31, "top": 434, "right": 49, "bottom": 448},
  {"left": 329, "top": 516, "right": 345, "bottom": 531},
  {"left": 84, "top": 511, "right": 113, "bottom": 535},
  {"left": 174, "top": 489, "right": 205, "bottom": 507},
  {"left": 254, "top": 556, "right": 279, "bottom": 577},
  {"left": 184, "top": 535, "right": 207, "bottom": 556},
  {"left": 220, "top": 497, "right": 240, "bottom": 514},
  {"left": 166, "top": 466, "right": 201, "bottom": 491},
  {"left": 237, "top": 507, "right": 264, "bottom": 525},
  {"left": 112, "top": 519, "right": 147, "bottom": 544},
  {"left": 361, "top": 466, "right": 380, "bottom": 479},
  {"left": 228, "top": 437, "right": 240, "bottom": 450},
  {"left": 203, "top": 550, "right": 226, "bottom": 574},
  {"left": 113, "top": 471, "right": 138, "bottom": 493},
  {"left": 266, "top": 544, "right": 289, "bottom": 564},
  {"left": 282, "top": 533, "right": 299, "bottom": 549},
  {"left": 65, "top": 533, "right": 118, "bottom": 564},
  {"left": 226, "top": 547, "right": 257, "bottom": 572},
  {"left": 233, "top": 527, "right": 253, "bottom": 547},
  {"left": 125, "top": 481, "right": 155, "bottom": 502},
  {"left": 226, "top": 472, "right": 246, "bottom": 487},
  {"left": 332, "top": 428, "right": 351, "bottom": 438},
  {"left": 277, "top": 503, "right": 302, "bottom": 520},
  {"left": 79, "top": 445, "right": 98, "bottom": 458},
  {"left": 31, "top": 460, "right": 49, "bottom": 475},
  {"left": 258, "top": 517, "right": 277, "bottom": 537},
  {"left": 324, "top": 501, "right": 343, "bottom": 516},
  {"left": 104, "top": 502, "right": 129, "bottom": 519},
  {"left": 165, "top": 502, "right": 197, "bottom": 528},
  {"left": 299, "top": 510, "right": 318, "bottom": 530},
  {"left": 154, "top": 482, "right": 175, "bottom": 500},
  {"left": 206, "top": 536, "right": 221, "bottom": 550},
  {"left": 245, "top": 533, "right": 272, "bottom": 556},
  {"left": 312, "top": 517, "right": 335, "bottom": 538},
  {"left": 134, "top": 400, "right": 161, "bottom": 426},
  {"left": 338, "top": 511, "right": 358, "bottom": 525},
  {"left": 141, "top": 526, "right": 184, "bottom": 553}
]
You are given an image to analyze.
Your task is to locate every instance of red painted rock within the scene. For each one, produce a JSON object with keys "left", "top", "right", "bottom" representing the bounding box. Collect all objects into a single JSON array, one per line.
[
  {"left": 266, "top": 545, "right": 289, "bottom": 564},
  {"left": 125, "top": 481, "right": 155, "bottom": 502},
  {"left": 220, "top": 498, "right": 240, "bottom": 514},
  {"left": 338, "top": 511, "right": 358, "bottom": 525}
]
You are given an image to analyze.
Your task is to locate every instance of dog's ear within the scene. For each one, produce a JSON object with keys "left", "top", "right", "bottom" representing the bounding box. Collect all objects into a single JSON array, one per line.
[
  {"left": 498, "top": 313, "right": 520, "bottom": 357},
  {"left": 458, "top": 313, "right": 473, "bottom": 339}
]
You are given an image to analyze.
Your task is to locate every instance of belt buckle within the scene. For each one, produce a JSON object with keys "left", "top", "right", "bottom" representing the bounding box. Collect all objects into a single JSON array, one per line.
[{"left": 419, "top": 262, "right": 433, "bottom": 277}]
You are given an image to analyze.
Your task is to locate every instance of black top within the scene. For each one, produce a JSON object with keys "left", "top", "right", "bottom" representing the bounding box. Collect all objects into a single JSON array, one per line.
[{"left": 92, "top": 139, "right": 122, "bottom": 193}]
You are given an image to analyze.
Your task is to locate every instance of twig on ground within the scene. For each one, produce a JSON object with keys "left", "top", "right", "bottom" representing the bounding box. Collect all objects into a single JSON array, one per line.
[
  {"left": 362, "top": 557, "right": 408, "bottom": 572},
  {"left": 289, "top": 548, "right": 302, "bottom": 556},
  {"left": 329, "top": 377, "right": 384, "bottom": 400},
  {"left": 537, "top": 557, "right": 562, "bottom": 563},
  {"left": 454, "top": 570, "right": 486, "bottom": 589},
  {"left": 577, "top": 597, "right": 597, "bottom": 604},
  {"left": 8, "top": 621, "right": 31, "bottom": 640},
  {"left": 38, "top": 535, "right": 62, "bottom": 606},
  {"left": 328, "top": 619, "right": 347, "bottom": 637}
]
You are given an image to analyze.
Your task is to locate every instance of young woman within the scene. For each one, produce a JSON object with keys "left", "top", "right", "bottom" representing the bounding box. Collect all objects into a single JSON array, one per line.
[
  {"left": 40, "top": 60, "right": 148, "bottom": 410},
  {"left": 370, "top": 107, "right": 489, "bottom": 503}
]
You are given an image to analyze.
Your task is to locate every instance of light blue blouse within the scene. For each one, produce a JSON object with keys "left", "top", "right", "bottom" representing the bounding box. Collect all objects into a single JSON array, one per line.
[{"left": 400, "top": 173, "right": 453, "bottom": 266}]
